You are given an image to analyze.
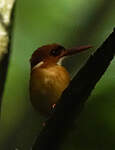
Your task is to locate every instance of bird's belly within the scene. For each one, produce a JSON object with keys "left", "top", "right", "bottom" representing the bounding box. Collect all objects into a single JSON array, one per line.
[{"left": 30, "top": 65, "right": 70, "bottom": 115}]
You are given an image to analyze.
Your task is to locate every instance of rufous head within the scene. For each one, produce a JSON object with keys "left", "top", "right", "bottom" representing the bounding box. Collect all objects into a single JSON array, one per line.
[{"left": 30, "top": 43, "right": 92, "bottom": 69}]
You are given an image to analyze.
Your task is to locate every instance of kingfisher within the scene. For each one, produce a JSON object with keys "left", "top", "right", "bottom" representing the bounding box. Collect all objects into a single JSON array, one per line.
[{"left": 30, "top": 43, "right": 92, "bottom": 116}]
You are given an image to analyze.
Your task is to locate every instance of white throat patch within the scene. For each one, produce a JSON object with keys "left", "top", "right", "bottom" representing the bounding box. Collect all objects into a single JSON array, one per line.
[{"left": 57, "top": 57, "right": 65, "bottom": 65}]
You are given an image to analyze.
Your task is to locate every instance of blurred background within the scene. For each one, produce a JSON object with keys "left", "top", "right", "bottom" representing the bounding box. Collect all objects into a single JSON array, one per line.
[{"left": 0, "top": 0, "right": 115, "bottom": 149}]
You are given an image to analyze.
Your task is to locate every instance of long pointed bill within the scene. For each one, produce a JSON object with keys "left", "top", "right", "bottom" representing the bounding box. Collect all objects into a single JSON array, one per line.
[{"left": 62, "top": 45, "right": 92, "bottom": 57}]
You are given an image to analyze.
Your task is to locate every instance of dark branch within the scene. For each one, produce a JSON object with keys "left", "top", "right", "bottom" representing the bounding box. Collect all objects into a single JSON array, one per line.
[
  {"left": 0, "top": 3, "right": 16, "bottom": 111},
  {"left": 32, "top": 29, "right": 115, "bottom": 150}
]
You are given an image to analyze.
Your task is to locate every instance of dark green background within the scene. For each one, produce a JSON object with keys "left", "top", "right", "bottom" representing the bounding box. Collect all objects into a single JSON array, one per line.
[{"left": 0, "top": 0, "right": 115, "bottom": 149}]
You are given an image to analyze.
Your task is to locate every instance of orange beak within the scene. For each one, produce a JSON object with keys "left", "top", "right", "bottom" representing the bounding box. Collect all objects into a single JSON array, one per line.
[{"left": 62, "top": 45, "right": 92, "bottom": 57}]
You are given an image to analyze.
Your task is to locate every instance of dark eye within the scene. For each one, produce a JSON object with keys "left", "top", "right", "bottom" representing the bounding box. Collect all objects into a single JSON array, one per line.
[{"left": 50, "top": 46, "right": 65, "bottom": 56}]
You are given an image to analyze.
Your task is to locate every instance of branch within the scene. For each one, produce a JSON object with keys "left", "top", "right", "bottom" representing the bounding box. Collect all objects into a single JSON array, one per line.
[
  {"left": 0, "top": 0, "right": 16, "bottom": 110},
  {"left": 32, "top": 29, "right": 115, "bottom": 150}
]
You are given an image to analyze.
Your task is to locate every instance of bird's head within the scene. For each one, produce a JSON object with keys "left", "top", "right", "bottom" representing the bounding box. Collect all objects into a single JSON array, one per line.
[{"left": 30, "top": 43, "right": 92, "bottom": 69}]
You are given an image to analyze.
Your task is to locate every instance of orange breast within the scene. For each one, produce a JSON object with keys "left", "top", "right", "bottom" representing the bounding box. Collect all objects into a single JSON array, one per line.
[{"left": 30, "top": 64, "right": 70, "bottom": 116}]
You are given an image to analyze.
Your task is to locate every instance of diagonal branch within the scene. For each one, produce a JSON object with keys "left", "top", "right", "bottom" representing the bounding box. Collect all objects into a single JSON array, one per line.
[{"left": 32, "top": 28, "right": 115, "bottom": 150}]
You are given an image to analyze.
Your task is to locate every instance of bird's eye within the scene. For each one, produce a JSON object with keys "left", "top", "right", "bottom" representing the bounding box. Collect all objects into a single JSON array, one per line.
[
  {"left": 50, "top": 49, "right": 62, "bottom": 56},
  {"left": 50, "top": 46, "right": 65, "bottom": 56}
]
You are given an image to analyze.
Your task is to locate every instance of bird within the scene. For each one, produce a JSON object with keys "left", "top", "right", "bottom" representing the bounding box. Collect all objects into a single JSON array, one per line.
[{"left": 29, "top": 43, "right": 92, "bottom": 116}]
